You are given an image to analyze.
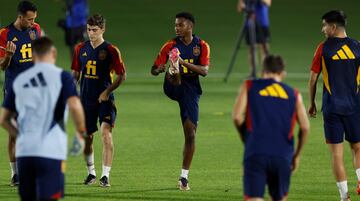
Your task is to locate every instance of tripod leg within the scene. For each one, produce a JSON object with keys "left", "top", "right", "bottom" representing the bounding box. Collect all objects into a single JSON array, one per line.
[
  {"left": 224, "top": 23, "right": 247, "bottom": 82},
  {"left": 248, "top": 14, "right": 257, "bottom": 78}
]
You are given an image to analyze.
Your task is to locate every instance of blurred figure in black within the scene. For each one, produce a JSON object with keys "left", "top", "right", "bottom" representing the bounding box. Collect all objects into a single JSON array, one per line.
[{"left": 58, "top": 0, "right": 88, "bottom": 59}]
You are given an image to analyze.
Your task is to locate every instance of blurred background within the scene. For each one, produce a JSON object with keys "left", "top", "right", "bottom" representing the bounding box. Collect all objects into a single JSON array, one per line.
[{"left": 1, "top": 0, "right": 359, "bottom": 76}]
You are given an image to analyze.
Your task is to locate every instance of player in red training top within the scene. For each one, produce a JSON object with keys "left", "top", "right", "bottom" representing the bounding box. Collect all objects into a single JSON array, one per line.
[
  {"left": 309, "top": 10, "right": 360, "bottom": 201},
  {"left": 151, "top": 12, "right": 210, "bottom": 190}
]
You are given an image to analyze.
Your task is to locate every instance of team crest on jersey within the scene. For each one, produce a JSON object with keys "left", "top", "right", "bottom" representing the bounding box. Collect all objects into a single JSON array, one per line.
[
  {"left": 98, "top": 50, "right": 107, "bottom": 60},
  {"left": 193, "top": 45, "right": 200, "bottom": 56},
  {"left": 82, "top": 52, "right": 87, "bottom": 57},
  {"left": 29, "top": 30, "right": 37, "bottom": 40},
  {"left": 12, "top": 37, "right": 18, "bottom": 42}
]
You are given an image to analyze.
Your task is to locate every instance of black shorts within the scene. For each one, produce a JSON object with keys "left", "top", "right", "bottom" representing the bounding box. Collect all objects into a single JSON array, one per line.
[
  {"left": 323, "top": 111, "right": 360, "bottom": 144},
  {"left": 243, "top": 155, "right": 290, "bottom": 200},
  {"left": 17, "top": 157, "right": 65, "bottom": 200},
  {"left": 163, "top": 76, "right": 200, "bottom": 126},
  {"left": 84, "top": 100, "right": 117, "bottom": 134},
  {"left": 245, "top": 25, "right": 270, "bottom": 45}
]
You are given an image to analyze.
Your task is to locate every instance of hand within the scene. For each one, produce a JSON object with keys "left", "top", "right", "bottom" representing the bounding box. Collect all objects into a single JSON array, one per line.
[
  {"left": 154, "top": 64, "right": 166, "bottom": 74},
  {"left": 237, "top": 1, "right": 246, "bottom": 13},
  {"left": 178, "top": 57, "right": 185, "bottom": 65},
  {"left": 291, "top": 155, "right": 300, "bottom": 172},
  {"left": 98, "top": 90, "right": 110, "bottom": 103},
  {"left": 5, "top": 41, "right": 16, "bottom": 56},
  {"left": 308, "top": 103, "right": 317, "bottom": 118}
]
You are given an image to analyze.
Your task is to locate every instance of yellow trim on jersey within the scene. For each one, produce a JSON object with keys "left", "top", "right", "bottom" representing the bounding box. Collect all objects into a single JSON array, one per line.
[
  {"left": 110, "top": 44, "right": 124, "bottom": 64},
  {"left": 342, "top": 45, "right": 355, "bottom": 59},
  {"left": 204, "top": 41, "right": 210, "bottom": 59},
  {"left": 61, "top": 161, "right": 66, "bottom": 173},
  {"left": 0, "top": 28, "right": 6, "bottom": 35},
  {"left": 160, "top": 40, "right": 175, "bottom": 52},
  {"left": 357, "top": 66, "right": 360, "bottom": 94},
  {"left": 322, "top": 57, "right": 331, "bottom": 95},
  {"left": 110, "top": 69, "right": 115, "bottom": 83}
]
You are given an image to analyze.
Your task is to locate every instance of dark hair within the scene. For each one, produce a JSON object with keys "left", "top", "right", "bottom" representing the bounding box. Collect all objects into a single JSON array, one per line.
[
  {"left": 17, "top": 1, "right": 37, "bottom": 15},
  {"left": 32, "top": 37, "right": 54, "bottom": 56},
  {"left": 87, "top": 14, "right": 106, "bottom": 29},
  {"left": 322, "top": 10, "right": 347, "bottom": 27},
  {"left": 263, "top": 55, "right": 285, "bottom": 74},
  {"left": 176, "top": 12, "right": 195, "bottom": 24}
]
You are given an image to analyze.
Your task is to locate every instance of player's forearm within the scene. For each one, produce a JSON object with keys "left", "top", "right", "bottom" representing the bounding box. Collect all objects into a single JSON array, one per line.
[
  {"left": 309, "top": 83, "right": 317, "bottom": 104},
  {"left": 68, "top": 96, "right": 86, "bottom": 134},
  {"left": 2, "top": 120, "right": 18, "bottom": 138},
  {"left": 106, "top": 73, "right": 125, "bottom": 94},
  {"left": 294, "top": 128, "right": 309, "bottom": 158},
  {"left": 151, "top": 65, "right": 160, "bottom": 76},
  {"left": 308, "top": 73, "right": 319, "bottom": 105},
  {"left": 0, "top": 56, "right": 12, "bottom": 70},
  {"left": 181, "top": 62, "right": 208, "bottom": 76},
  {"left": 151, "top": 65, "right": 166, "bottom": 76},
  {"left": 232, "top": 83, "right": 248, "bottom": 141},
  {"left": 0, "top": 109, "right": 18, "bottom": 138},
  {"left": 295, "top": 94, "right": 310, "bottom": 153},
  {"left": 234, "top": 120, "right": 246, "bottom": 143},
  {"left": 72, "top": 70, "right": 80, "bottom": 81}
]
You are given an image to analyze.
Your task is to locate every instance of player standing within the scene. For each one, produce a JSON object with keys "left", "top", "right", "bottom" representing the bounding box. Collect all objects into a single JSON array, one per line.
[
  {"left": 0, "top": 36, "right": 85, "bottom": 201},
  {"left": 233, "top": 55, "right": 309, "bottom": 201},
  {"left": 72, "top": 14, "right": 126, "bottom": 187},
  {"left": 151, "top": 12, "right": 210, "bottom": 190},
  {"left": 0, "top": 0, "right": 41, "bottom": 186},
  {"left": 308, "top": 10, "right": 360, "bottom": 201},
  {"left": 237, "top": 0, "right": 271, "bottom": 78}
]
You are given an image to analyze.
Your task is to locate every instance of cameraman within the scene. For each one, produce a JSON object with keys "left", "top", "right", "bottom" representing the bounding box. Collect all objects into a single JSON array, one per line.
[
  {"left": 237, "top": 0, "right": 271, "bottom": 78},
  {"left": 58, "top": 0, "right": 88, "bottom": 59}
]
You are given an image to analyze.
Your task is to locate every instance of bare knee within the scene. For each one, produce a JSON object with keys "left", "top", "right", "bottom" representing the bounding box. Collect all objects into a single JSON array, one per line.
[
  {"left": 351, "top": 142, "right": 360, "bottom": 153},
  {"left": 184, "top": 132, "right": 195, "bottom": 145}
]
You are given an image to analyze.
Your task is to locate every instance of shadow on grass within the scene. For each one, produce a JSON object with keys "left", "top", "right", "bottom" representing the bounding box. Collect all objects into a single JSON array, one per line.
[{"left": 65, "top": 186, "right": 234, "bottom": 201}]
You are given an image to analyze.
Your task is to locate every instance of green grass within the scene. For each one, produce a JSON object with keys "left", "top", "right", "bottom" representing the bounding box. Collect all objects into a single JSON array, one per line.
[
  {"left": 0, "top": 0, "right": 360, "bottom": 200},
  {"left": 1, "top": 76, "right": 356, "bottom": 201}
]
